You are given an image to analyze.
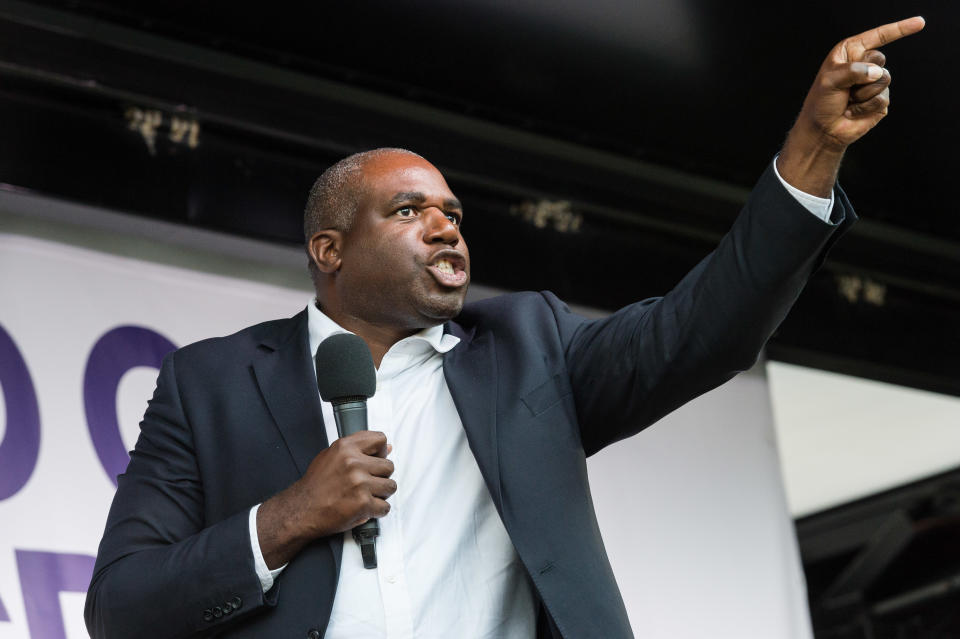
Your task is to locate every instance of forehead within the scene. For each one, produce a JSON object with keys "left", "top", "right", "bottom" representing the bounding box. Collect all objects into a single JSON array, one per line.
[{"left": 358, "top": 154, "right": 455, "bottom": 204}]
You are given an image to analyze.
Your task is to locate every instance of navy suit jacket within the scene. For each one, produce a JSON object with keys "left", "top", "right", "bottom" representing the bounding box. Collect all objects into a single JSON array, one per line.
[{"left": 85, "top": 165, "right": 855, "bottom": 638}]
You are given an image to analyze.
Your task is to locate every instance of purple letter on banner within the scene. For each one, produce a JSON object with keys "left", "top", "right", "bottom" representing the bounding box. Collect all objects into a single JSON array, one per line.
[
  {"left": 16, "top": 550, "right": 95, "bottom": 639},
  {"left": 0, "top": 323, "right": 41, "bottom": 501},
  {"left": 84, "top": 326, "right": 176, "bottom": 486},
  {"left": 0, "top": 591, "right": 9, "bottom": 621}
]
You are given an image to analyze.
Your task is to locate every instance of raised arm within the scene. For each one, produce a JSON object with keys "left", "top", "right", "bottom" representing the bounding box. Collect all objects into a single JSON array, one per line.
[
  {"left": 554, "top": 164, "right": 856, "bottom": 455},
  {"left": 555, "top": 18, "right": 925, "bottom": 454}
]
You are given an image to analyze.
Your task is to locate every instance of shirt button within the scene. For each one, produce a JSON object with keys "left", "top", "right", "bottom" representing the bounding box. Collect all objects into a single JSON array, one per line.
[{"left": 386, "top": 575, "right": 396, "bottom": 584}]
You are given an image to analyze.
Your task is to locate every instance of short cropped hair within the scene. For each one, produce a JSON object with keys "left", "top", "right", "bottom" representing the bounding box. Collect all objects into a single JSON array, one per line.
[{"left": 304, "top": 147, "right": 423, "bottom": 284}]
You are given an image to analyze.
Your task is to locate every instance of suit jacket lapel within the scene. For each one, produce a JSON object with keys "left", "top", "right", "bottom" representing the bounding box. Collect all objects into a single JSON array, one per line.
[
  {"left": 443, "top": 321, "right": 503, "bottom": 511},
  {"left": 251, "top": 309, "right": 344, "bottom": 576},
  {"left": 251, "top": 309, "right": 328, "bottom": 476}
]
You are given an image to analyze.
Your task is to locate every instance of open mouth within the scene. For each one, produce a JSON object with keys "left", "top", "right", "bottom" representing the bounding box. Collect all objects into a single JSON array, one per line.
[{"left": 427, "top": 251, "right": 468, "bottom": 288}]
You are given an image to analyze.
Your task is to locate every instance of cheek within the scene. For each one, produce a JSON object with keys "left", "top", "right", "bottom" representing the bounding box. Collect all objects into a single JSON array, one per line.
[
  {"left": 374, "top": 245, "right": 415, "bottom": 278},
  {"left": 349, "top": 240, "right": 416, "bottom": 287}
]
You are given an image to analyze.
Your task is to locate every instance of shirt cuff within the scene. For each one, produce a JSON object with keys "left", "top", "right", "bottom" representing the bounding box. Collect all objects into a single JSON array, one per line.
[
  {"left": 249, "top": 504, "right": 287, "bottom": 592},
  {"left": 772, "top": 156, "right": 835, "bottom": 223}
]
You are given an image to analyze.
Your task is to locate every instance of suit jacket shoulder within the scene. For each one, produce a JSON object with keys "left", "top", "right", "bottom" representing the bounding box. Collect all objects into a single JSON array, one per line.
[{"left": 171, "top": 311, "right": 304, "bottom": 374}]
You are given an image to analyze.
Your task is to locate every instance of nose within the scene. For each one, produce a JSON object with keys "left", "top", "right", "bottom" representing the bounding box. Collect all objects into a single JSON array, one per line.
[{"left": 422, "top": 208, "right": 459, "bottom": 246}]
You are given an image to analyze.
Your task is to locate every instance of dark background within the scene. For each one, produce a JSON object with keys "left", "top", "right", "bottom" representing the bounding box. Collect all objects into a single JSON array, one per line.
[{"left": 1, "top": 1, "right": 957, "bottom": 635}]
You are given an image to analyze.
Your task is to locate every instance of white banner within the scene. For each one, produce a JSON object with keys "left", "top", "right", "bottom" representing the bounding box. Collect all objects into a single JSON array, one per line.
[
  {"left": 0, "top": 233, "right": 308, "bottom": 639},
  {"left": 0, "top": 231, "right": 810, "bottom": 638}
]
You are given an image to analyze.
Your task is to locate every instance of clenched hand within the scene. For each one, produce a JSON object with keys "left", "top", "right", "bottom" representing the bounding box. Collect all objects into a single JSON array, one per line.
[
  {"left": 257, "top": 430, "right": 396, "bottom": 570},
  {"left": 778, "top": 17, "right": 926, "bottom": 197}
]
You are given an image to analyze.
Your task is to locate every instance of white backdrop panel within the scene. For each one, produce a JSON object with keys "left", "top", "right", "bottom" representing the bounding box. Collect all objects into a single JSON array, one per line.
[
  {"left": 588, "top": 366, "right": 812, "bottom": 638},
  {"left": 0, "top": 232, "right": 810, "bottom": 638}
]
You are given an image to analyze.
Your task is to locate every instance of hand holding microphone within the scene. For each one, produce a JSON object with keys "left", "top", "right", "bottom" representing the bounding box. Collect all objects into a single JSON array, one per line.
[
  {"left": 256, "top": 334, "right": 393, "bottom": 571},
  {"left": 315, "top": 333, "right": 384, "bottom": 569}
]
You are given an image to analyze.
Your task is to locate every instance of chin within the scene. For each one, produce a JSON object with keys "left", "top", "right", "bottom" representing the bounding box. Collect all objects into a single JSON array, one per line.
[{"left": 417, "top": 291, "right": 466, "bottom": 323}]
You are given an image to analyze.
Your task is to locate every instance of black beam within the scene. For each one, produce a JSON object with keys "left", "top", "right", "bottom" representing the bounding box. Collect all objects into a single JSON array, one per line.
[
  {"left": 822, "top": 510, "right": 914, "bottom": 609},
  {"left": 1, "top": 2, "right": 958, "bottom": 398}
]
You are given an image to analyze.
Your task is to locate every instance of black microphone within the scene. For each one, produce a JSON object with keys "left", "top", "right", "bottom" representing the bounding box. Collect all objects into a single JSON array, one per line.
[{"left": 315, "top": 333, "right": 379, "bottom": 569}]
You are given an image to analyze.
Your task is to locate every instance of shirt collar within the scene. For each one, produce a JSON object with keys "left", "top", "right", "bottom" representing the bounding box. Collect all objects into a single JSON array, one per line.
[{"left": 307, "top": 300, "right": 460, "bottom": 362}]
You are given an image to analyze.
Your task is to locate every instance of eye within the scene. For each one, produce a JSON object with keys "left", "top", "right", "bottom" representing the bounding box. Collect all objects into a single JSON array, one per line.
[
  {"left": 445, "top": 211, "right": 462, "bottom": 226},
  {"left": 395, "top": 206, "right": 417, "bottom": 217}
]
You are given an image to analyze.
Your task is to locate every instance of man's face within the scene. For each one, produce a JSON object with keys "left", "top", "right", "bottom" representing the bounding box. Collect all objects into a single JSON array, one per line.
[{"left": 335, "top": 153, "right": 470, "bottom": 330}]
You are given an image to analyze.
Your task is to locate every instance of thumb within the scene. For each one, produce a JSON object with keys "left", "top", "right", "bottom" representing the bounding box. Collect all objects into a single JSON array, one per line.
[{"left": 824, "top": 62, "right": 885, "bottom": 90}]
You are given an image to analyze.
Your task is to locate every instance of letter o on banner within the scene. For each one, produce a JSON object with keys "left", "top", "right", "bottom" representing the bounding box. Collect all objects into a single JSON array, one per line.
[
  {"left": 0, "top": 323, "right": 41, "bottom": 501},
  {"left": 84, "top": 326, "right": 176, "bottom": 485}
]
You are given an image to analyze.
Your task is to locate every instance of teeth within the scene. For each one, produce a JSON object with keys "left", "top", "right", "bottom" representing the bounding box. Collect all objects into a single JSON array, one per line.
[{"left": 436, "top": 260, "right": 454, "bottom": 275}]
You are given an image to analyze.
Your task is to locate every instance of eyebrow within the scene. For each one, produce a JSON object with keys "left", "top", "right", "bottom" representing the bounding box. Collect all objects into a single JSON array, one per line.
[{"left": 388, "top": 191, "right": 462, "bottom": 211}]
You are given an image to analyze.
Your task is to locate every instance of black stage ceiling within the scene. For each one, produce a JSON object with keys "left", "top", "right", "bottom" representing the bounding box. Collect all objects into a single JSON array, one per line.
[
  {"left": 0, "top": 0, "right": 956, "bottom": 397},
  {"left": 2, "top": 2, "right": 960, "bottom": 636}
]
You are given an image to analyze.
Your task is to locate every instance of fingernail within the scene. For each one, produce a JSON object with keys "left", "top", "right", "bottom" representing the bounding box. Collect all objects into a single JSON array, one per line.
[{"left": 868, "top": 65, "right": 883, "bottom": 81}]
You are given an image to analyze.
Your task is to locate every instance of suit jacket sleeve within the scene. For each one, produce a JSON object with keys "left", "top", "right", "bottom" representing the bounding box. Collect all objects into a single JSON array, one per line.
[
  {"left": 547, "top": 163, "right": 855, "bottom": 456},
  {"left": 84, "top": 351, "right": 276, "bottom": 639}
]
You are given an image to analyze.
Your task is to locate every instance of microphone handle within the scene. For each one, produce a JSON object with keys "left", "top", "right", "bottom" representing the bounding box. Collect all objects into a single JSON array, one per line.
[
  {"left": 332, "top": 398, "right": 368, "bottom": 437},
  {"left": 332, "top": 398, "right": 379, "bottom": 569}
]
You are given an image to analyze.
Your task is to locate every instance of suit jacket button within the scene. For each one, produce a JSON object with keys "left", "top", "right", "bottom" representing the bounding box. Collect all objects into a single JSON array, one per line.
[
  {"left": 212, "top": 606, "right": 223, "bottom": 618},
  {"left": 230, "top": 596, "right": 242, "bottom": 610},
  {"left": 202, "top": 609, "right": 213, "bottom": 622},
  {"left": 222, "top": 602, "right": 233, "bottom": 614},
  {"left": 307, "top": 629, "right": 321, "bottom": 639}
]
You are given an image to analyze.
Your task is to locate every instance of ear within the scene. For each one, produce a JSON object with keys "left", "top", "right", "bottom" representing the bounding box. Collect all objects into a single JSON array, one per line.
[{"left": 308, "top": 230, "right": 343, "bottom": 274}]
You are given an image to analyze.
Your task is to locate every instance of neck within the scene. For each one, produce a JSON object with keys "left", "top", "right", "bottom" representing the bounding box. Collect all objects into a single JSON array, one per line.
[{"left": 316, "top": 302, "right": 420, "bottom": 368}]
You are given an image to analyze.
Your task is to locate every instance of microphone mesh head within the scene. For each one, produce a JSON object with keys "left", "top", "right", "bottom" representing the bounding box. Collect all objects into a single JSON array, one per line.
[{"left": 315, "top": 333, "right": 376, "bottom": 401}]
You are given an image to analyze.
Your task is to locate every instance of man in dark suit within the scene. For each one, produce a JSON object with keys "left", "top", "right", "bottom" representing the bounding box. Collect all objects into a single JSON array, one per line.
[{"left": 85, "top": 18, "right": 924, "bottom": 639}]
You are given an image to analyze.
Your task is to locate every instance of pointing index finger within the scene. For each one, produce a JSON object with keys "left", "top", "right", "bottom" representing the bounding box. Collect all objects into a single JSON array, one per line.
[{"left": 850, "top": 16, "right": 926, "bottom": 52}]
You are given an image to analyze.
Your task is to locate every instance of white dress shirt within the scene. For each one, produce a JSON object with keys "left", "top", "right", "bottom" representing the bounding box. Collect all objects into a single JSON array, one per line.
[
  {"left": 250, "top": 302, "right": 536, "bottom": 638},
  {"left": 246, "top": 161, "right": 833, "bottom": 637},
  {"left": 773, "top": 157, "right": 834, "bottom": 221}
]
